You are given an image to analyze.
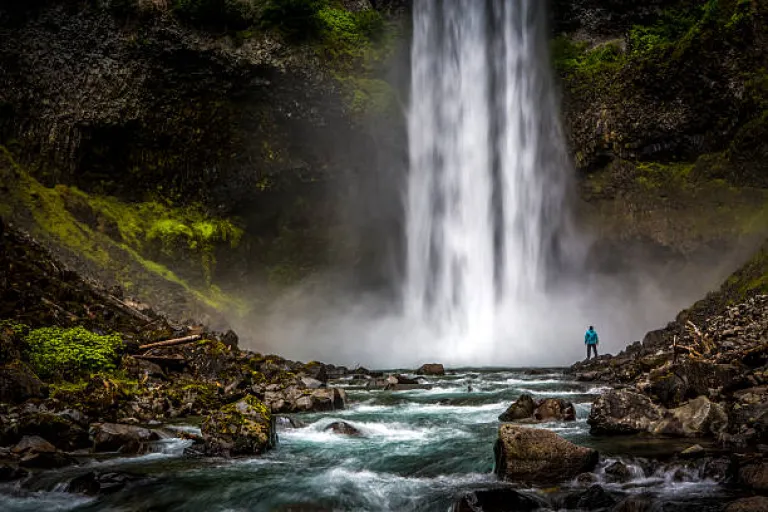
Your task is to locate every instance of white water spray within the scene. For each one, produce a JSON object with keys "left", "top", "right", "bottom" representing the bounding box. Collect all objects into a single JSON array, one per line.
[{"left": 405, "top": 0, "right": 571, "bottom": 359}]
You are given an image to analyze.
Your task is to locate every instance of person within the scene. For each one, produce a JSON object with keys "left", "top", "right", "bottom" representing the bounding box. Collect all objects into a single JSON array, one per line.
[{"left": 585, "top": 325, "right": 599, "bottom": 360}]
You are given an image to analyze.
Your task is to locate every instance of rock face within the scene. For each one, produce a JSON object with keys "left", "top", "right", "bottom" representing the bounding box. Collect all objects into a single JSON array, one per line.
[
  {"left": 416, "top": 364, "right": 445, "bottom": 376},
  {"left": 91, "top": 423, "right": 160, "bottom": 454},
  {"left": 0, "top": 361, "right": 48, "bottom": 404},
  {"left": 202, "top": 396, "right": 276, "bottom": 457},
  {"left": 494, "top": 425, "right": 599, "bottom": 485}
]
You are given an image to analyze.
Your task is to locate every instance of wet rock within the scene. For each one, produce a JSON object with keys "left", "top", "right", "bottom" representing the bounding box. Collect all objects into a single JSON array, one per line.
[
  {"left": 612, "top": 494, "right": 655, "bottom": 512},
  {"left": 416, "top": 364, "right": 445, "bottom": 376},
  {"left": 67, "top": 470, "right": 140, "bottom": 495},
  {"left": 0, "top": 463, "right": 27, "bottom": 482},
  {"left": 387, "top": 374, "right": 419, "bottom": 385},
  {"left": 15, "top": 411, "right": 90, "bottom": 451},
  {"left": 499, "top": 394, "right": 536, "bottom": 422},
  {"left": 647, "top": 361, "right": 741, "bottom": 408},
  {"left": 726, "top": 496, "right": 768, "bottom": 512},
  {"left": 588, "top": 389, "right": 665, "bottom": 435},
  {"left": 534, "top": 398, "right": 576, "bottom": 422},
  {"left": 0, "top": 360, "right": 48, "bottom": 404},
  {"left": 494, "top": 424, "right": 599, "bottom": 485},
  {"left": 737, "top": 460, "right": 768, "bottom": 492},
  {"left": 324, "top": 421, "right": 362, "bottom": 437},
  {"left": 294, "top": 388, "right": 347, "bottom": 412},
  {"left": 302, "top": 362, "right": 328, "bottom": 383},
  {"left": 18, "top": 451, "right": 76, "bottom": 469},
  {"left": 91, "top": 423, "right": 160, "bottom": 453},
  {"left": 221, "top": 330, "right": 239, "bottom": 348},
  {"left": 202, "top": 395, "right": 276, "bottom": 457},
  {"left": 604, "top": 461, "right": 632, "bottom": 483},
  {"left": 384, "top": 383, "right": 433, "bottom": 391},
  {"left": 562, "top": 484, "right": 617, "bottom": 510},
  {"left": 276, "top": 416, "right": 306, "bottom": 429},
  {"left": 576, "top": 472, "right": 599, "bottom": 485},
  {"left": 452, "top": 487, "right": 549, "bottom": 512}
]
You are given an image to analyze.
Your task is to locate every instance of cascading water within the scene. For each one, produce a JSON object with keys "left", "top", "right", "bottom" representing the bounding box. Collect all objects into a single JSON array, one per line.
[{"left": 405, "top": 0, "right": 571, "bottom": 358}]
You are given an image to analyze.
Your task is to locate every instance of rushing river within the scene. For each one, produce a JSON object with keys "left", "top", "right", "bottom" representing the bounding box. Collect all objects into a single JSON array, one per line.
[{"left": 0, "top": 370, "right": 736, "bottom": 511}]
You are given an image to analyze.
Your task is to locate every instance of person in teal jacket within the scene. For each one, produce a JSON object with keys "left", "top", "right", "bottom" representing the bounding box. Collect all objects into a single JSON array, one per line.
[{"left": 585, "top": 326, "right": 599, "bottom": 360}]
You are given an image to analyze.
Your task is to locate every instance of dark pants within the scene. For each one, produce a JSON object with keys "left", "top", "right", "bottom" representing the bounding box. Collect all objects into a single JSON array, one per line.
[{"left": 586, "top": 344, "right": 598, "bottom": 360}]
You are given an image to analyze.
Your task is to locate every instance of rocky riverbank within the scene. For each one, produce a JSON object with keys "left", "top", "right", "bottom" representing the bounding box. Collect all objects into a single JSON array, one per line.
[{"left": 563, "top": 291, "right": 768, "bottom": 503}]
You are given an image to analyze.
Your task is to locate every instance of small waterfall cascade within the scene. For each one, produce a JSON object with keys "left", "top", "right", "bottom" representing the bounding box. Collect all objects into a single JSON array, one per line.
[{"left": 405, "top": 0, "right": 571, "bottom": 357}]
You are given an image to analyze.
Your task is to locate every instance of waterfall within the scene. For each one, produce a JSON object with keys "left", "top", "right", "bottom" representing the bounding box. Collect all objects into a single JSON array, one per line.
[{"left": 405, "top": 0, "right": 571, "bottom": 357}]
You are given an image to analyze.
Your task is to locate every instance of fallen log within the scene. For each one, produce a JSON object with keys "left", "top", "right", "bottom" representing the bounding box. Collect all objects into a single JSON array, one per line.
[
  {"left": 138, "top": 334, "right": 201, "bottom": 351},
  {"left": 133, "top": 354, "right": 186, "bottom": 362}
]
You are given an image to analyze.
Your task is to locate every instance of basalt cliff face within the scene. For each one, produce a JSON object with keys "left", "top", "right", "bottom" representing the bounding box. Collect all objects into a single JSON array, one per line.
[{"left": 0, "top": 0, "right": 767, "bottom": 325}]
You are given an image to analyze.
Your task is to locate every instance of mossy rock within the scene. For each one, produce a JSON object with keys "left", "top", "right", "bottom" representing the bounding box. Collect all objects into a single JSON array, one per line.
[{"left": 201, "top": 395, "right": 276, "bottom": 456}]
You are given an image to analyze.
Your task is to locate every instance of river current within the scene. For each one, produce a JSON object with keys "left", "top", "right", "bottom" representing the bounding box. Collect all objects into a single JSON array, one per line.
[{"left": 0, "top": 370, "right": 734, "bottom": 511}]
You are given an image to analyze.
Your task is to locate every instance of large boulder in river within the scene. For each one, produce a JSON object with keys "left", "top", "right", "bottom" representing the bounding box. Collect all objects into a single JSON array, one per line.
[
  {"left": 91, "top": 423, "right": 160, "bottom": 453},
  {"left": 324, "top": 421, "right": 362, "bottom": 437},
  {"left": 588, "top": 389, "right": 665, "bottom": 435},
  {"left": 499, "top": 394, "right": 536, "bottom": 422},
  {"left": 494, "top": 424, "right": 599, "bottom": 485},
  {"left": 416, "top": 364, "right": 445, "bottom": 376},
  {"left": 0, "top": 361, "right": 47, "bottom": 404},
  {"left": 202, "top": 395, "right": 276, "bottom": 457},
  {"left": 452, "top": 487, "right": 549, "bottom": 512},
  {"left": 534, "top": 398, "right": 576, "bottom": 422}
]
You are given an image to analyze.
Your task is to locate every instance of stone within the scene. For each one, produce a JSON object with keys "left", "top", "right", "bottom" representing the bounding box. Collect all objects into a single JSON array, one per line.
[
  {"left": 416, "top": 364, "right": 445, "bottom": 376},
  {"left": 533, "top": 398, "right": 576, "bottom": 422},
  {"left": 494, "top": 424, "right": 599, "bottom": 485},
  {"left": 302, "top": 362, "right": 328, "bottom": 383},
  {"left": 613, "top": 494, "right": 655, "bottom": 512},
  {"left": 324, "top": 421, "right": 362, "bottom": 436},
  {"left": 0, "top": 360, "right": 48, "bottom": 404},
  {"left": 67, "top": 471, "right": 139, "bottom": 495},
  {"left": 651, "top": 396, "right": 728, "bottom": 437},
  {"left": 15, "top": 411, "right": 90, "bottom": 451},
  {"left": 301, "top": 377, "right": 324, "bottom": 389},
  {"left": 202, "top": 395, "right": 276, "bottom": 457},
  {"left": 679, "top": 444, "right": 705, "bottom": 458},
  {"left": 451, "top": 487, "right": 549, "bottom": 512},
  {"left": 91, "top": 423, "right": 160, "bottom": 453},
  {"left": 604, "top": 460, "right": 633, "bottom": 483},
  {"left": 737, "top": 461, "right": 768, "bottom": 492},
  {"left": 726, "top": 497, "right": 768, "bottom": 512},
  {"left": 575, "top": 472, "right": 599, "bottom": 485},
  {"left": 561, "top": 485, "right": 617, "bottom": 510},
  {"left": 647, "top": 361, "right": 741, "bottom": 408},
  {"left": 499, "top": 394, "right": 536, "bottom": 422},
  {"left": 588, "top": 389, "right": 665, "bottom": 435},
  {"left": 12, "top": 435, "right": 56, "bottom": 454},
  {"left": 19, "top": 451, "right": 76, "bottom": 469}
]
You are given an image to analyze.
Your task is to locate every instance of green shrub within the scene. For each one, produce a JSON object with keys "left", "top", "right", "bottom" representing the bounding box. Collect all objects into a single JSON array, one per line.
[{"left": 24, "top": 326, "right": 123, "bottom": 380}]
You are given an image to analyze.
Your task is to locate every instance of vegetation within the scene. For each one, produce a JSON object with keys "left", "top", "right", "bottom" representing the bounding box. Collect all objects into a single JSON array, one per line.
[{"left": 24, "top": 326, "right": 123, "bottom": 380}]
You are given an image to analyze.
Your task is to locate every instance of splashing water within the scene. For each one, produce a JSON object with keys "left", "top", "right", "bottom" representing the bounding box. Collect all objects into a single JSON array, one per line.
[{"left": 405, "top": 0, "right": 571, "bottom": 360}]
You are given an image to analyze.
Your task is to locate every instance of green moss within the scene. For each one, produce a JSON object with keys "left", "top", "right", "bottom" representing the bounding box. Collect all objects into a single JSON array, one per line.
[
  {"left": 552, "top": 36, "right": 624, "bottom": 78},
  {"left": 24, "top": 326, "right": 123, "bottom": 380},
  {"left": 0, "top": 147, "right": 246, "bottom": 314}
]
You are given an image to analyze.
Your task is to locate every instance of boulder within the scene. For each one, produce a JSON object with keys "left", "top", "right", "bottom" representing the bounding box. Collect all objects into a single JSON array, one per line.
[
  {"left": 603, "top": 460, "right": 633, "bottom": 483},
  {"left": 0, "top": 361, "right": 47, "bottom": 404},
  {"left": 494, "top": 424, "right": 599, "bottom": 485},
  {"left": 499, "top": 394, "right": 536, "bottom": 422},
  {"left": 294, "top": 388, "right": 346, "bottom": 412},
  {"left": 613, "top": 494, "right": 655, "bottom": 512},
  {"left": 575, "top": 472, "right": 598, "bottom": 486},
  {"left": 18, "top": 451, "right": 76, "bottom": 469},
  {"left": 324, "top": 421, "right": 362, "bottom": 437},
  {"left": 534, "top": 398, "right": 576, "bottom": 422},
  {"left": 561, "top": 485, "right": 617, "bottom": 510},
  {"left": 726, "top": 497, "right": 768, "bottom": 512},
  {"left": 737, "top": 460, "right": 768, "bottom": 492},
  {"left": 302, "top": 362, "right": 328, "bottom": 383},
  {"left": 12, "top": 435, "right": 56, "bottom": 454},
  {"left": 202, "top": 395, "right": 276, "bottom": 457},
  {"left": 67, "top": 471, "right": 139, "bottom": 495},
  {"left": 451, "top": 487, "right": 549, "bottom": 512},
  {"left": 300, "top": 377, "right": 324, "bottom": 389},
  {"left": 588, "top": 389, "right": 665, "bottom": 435},
  {"left": 647, "top": 361, "right": 742, "bottom": 408},
  {"left": 651, "top": 396, "right": 728, "bottom": 437},
  {"left": 416, "top": 364, "right": 445, "bottom": 376},
  {"left": 15, "top": 411, "right": 90, "bottom": 451},
  {"left": 91, "top": 423, "right": 160, "bottom": 453}
]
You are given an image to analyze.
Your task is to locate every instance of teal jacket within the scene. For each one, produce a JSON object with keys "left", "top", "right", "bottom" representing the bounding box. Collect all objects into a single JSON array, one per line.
[{"left": 585, "top": 329, "right": 599, "bottom": 345}]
